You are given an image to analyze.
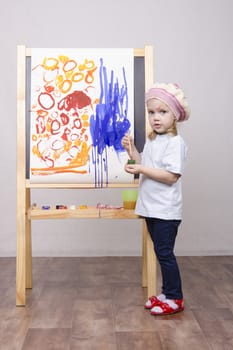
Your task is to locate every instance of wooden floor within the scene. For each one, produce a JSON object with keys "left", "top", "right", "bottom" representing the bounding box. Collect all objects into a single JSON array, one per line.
[{"left": 0, "top": 256, "right": 233, "bottom": 350}]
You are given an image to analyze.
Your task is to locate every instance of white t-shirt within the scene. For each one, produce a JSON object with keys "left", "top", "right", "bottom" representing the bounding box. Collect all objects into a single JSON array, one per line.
[{"left": 135, "top": 134, "right": 187, "bottom": 220}]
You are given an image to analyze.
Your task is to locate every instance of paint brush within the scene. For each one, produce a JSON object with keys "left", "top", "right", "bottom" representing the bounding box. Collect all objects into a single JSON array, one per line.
[{"left": 128, "top": 133, "right": 132, "bottom": 159}]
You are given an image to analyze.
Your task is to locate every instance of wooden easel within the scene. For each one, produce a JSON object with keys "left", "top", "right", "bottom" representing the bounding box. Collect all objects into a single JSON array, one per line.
[{"left": 16, "top": 45, "right": 157, "bottom": 306}]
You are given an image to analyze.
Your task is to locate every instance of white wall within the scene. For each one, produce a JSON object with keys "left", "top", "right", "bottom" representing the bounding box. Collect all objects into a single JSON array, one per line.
[{"left": 1, "top": 0, "right": 232, "bottom": 256}]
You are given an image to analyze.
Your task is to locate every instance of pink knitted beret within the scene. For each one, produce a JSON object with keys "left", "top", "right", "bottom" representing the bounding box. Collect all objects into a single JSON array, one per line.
[{"left": 145, "top": 83, "right": 190, "bottom": 122}]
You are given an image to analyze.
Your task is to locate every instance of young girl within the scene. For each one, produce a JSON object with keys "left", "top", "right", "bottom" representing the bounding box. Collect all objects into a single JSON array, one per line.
[{"left": 122, "top": 83, "right": 190, "bottom": 316}]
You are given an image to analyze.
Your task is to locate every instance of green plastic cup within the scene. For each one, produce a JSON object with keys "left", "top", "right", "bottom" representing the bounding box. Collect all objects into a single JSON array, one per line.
[{"left": 122, "top": 189, "right": 138, "bottom": 209}]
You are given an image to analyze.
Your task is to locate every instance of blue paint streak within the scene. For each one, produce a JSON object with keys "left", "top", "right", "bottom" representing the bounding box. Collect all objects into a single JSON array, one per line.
[{"left": 90, "top": 58, "right": 131, "bottom": 187}]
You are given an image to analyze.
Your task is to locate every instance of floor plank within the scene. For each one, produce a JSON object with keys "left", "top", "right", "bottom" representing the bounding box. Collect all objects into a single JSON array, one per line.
[
  {"left": 21, "top": 329, "right": 71, "bottom": 350},
  {"left": 0, "top": 256, "right": 232, "bottom": 350}
]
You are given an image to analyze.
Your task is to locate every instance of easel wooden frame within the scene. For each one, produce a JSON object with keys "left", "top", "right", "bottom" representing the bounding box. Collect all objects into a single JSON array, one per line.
[{"left": 16, "top": 45, "right": 157, "bottom": 306}]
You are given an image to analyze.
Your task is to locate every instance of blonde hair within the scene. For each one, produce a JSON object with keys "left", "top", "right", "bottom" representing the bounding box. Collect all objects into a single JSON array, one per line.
[{"left": 148, "top": 121, "right": 178, "bottom": 140}]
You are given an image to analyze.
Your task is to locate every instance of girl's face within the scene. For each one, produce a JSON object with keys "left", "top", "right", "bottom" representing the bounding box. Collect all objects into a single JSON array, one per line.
[{"left": 147, "top": 99, "right": 176, "bottom": 134}]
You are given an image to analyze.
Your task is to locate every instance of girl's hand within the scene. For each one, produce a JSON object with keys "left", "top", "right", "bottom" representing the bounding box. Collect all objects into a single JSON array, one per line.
[
  {"left": 122, "top": 134, "right": 134, "bottom": 158},
  {"left": 124, "top": 163, "right": 141, "bottom": 174}
]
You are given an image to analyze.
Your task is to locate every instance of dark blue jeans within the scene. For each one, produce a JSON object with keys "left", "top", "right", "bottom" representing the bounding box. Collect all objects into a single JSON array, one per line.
[{"left": 145, "top": 217, "right": 183, "bottom": 300}]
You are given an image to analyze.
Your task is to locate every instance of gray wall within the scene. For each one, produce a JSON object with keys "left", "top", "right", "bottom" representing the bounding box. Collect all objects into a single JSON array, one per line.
[{"left": 1, "top": 0, "right": 232, "bottom": 256}]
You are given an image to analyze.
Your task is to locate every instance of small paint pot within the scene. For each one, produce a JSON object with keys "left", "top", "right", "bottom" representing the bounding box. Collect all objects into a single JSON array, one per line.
[
  {"left": 56, "top": 205, "right": 67, "bottom": 209},
  {"left": 79, "top": 205, "right": 88, "bottom": 209}
]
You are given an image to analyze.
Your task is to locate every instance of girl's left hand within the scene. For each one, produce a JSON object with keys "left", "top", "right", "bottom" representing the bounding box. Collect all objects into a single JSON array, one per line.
[{"left": 124, "top": 163, "right": 141, "bottom": 174}]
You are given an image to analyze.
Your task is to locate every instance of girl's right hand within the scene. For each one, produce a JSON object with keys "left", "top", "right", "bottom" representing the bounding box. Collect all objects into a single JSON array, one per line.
[{"left": 121, "top": 134, "right": 133, "bottom": 157}]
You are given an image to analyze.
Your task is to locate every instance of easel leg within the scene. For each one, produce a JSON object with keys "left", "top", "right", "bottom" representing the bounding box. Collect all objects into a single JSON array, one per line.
[
  {"left": 16, "top": 195, "right": 26, "bottom": 306},
  {"left": 16, "top": 44, "right": 26, "bottom": 306},
  {"left": 142, "top": 220, "right": 148, "bottom": 287},
  {"left": 26, "top": 188, "right": 32, "bottom": 289},
  {"left": 146, "top": 226, "right": 157, "bottom": 298},
  {"left": 141, "top": 219, "right": 157, "bottom": 298}
]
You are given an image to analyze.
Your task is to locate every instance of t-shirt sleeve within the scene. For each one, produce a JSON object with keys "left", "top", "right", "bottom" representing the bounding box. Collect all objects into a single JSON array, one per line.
[{"left": 162, "top": 136, "right": 187, "bottom": 175}]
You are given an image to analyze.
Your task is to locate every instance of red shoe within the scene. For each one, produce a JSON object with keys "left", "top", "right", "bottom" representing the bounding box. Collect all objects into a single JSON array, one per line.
[
  {"left": 150, "top": 299, "right": 184, "bottom": 315},
  {"left": 144, "top": 294, "right": 166, "bottom": 309}
]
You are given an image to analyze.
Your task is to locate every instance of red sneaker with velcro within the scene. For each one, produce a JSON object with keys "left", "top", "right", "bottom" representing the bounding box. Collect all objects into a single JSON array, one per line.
[
  {"left": 144, "top": 294, "right": 166, "bottom": 309},
  {"left": 150, "top": 299, "right": 184, "bottom": 315}
]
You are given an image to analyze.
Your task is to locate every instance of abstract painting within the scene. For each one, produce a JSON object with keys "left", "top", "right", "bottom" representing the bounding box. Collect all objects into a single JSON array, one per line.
[{"left": 30, "top": 48, "right": 134, "bottom": 186}]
